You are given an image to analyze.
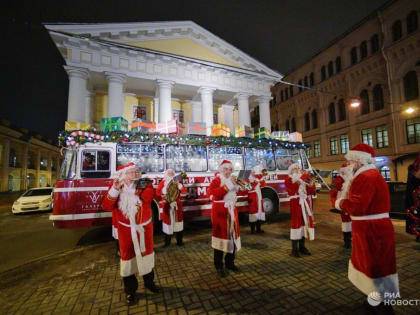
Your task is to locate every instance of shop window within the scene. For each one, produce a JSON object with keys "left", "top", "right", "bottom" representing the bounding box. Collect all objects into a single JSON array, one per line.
[{"left": 380, "top": 166, "right": 391, "bottom": 182}]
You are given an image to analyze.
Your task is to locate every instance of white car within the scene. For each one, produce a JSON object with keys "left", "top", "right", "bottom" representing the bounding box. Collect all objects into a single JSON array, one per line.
[{"left": 12, "top": 187, "right": 53, "bottom": 214}]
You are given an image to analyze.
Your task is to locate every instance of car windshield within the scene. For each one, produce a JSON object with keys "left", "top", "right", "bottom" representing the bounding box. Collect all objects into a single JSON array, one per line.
[{"left": 23, "top": 189, "right": 53, "bottom": 197}]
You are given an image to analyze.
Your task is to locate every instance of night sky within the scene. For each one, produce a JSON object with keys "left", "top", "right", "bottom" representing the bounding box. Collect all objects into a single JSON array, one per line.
[{"left": 2, "top": 0, "right": 390, "bottom": 142}]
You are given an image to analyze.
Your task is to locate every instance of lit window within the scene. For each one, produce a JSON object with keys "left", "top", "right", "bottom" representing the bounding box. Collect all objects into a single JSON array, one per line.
[
  {"left": 376, "top": 125, "right": 389, "bottom": 148},
  {"left": 340, "top": 135, "right": 349, "bottom": 154},
  {"left": 380, "top": 166, "right": 391, "bottom": 182},
  {"left": 314, "top": 140, "right": 321, "bottom": 157},
  {"left": 361, "top": 128, "right": 373, "bottom": 146},
  {"left": 330, "top": 136, "right": 338, "bottom": 155},
  {"left": 406, "top": 118, "right": 420, "bottom": 144}
]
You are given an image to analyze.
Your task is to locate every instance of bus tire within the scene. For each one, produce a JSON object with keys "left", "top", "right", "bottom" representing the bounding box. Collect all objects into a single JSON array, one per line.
[{"left": 261, "top": 188, "right": 279, "bottom": 222}]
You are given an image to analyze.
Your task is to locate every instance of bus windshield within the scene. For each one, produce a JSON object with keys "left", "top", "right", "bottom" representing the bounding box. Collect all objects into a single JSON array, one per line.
[
  {"left": 275, "top": 149, "right": 301, "bottom": 170},
  {"left": 244, "top": 148, "right": 276, "bottom": 171},
  {"left": 166, "top": 145, "right": 207, "bottom": 172},
  {"left": 208, "top": 146, "right": 243, "bottom": 171},
  {"left": 117, "top": 144, "right": 164, "bottom": 173},
  {"left": 59, "top": 149, "right": 77, "bottom": 179}
]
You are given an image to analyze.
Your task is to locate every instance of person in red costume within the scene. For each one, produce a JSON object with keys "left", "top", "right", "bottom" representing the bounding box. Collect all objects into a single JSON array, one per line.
[
  {"left": 285, "top": 163, "right": 316, "bottom": 257},
  {"left": 102, "top": 162, "right": 159, "bottom": 305},
  {"left": 329, "top": 163, "right": 354, "bottom": 248},
  {"left": 247, "top": 165, "right": 267, "bottom": 234},
  {"left": 156, "top": 169, "right": 187, "bottom": 247},
  {"left": 207, "top": 160, "right": 241, "bottom": 277},
  {"left": 332, "top": 143, "right": 399, "bottom": 312}
]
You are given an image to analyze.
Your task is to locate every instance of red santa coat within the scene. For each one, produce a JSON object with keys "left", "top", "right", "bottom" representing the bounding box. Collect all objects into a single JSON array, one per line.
[
  {"left": 285, "top": 173, "right": 316, "bottom": 240},
  {"left": 247, "top": 174, "right": 267, "bottom": 222},
  {"left": 337, "top": 164, "right": 399, "bottom": 299},
  {"left": 156, "top": 179, "right": 187, "bottom": 235},
  {"left": 102, "top": 183, "right": 155, "bottom": 277},
  {"left": 207, "top": 175, "right": 241, "bottom": 253},
  {"left": 329, "top": 176, "right": 352, "bottom": 232}
]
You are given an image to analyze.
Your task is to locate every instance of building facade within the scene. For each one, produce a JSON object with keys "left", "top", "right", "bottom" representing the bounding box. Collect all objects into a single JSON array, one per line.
[
  {"left": 0, "top": 121, "right": 61, "bottom": 192},
  {"left": 45, "top": 21, "right": 280, "bottom": 136},
  {"left": 271, "top": 0, "right": 420, "bottom": 183}
]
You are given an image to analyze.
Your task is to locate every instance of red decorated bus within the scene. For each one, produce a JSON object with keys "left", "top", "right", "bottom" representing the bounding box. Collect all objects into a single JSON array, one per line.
[{"left": 50, "top": 141, "right": 312, "bottom": 228}]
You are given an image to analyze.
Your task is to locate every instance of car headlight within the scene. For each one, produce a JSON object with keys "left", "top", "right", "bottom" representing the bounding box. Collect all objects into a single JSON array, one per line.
[{"left": 42, "top": 198, "right": 51, "bottom": 203}]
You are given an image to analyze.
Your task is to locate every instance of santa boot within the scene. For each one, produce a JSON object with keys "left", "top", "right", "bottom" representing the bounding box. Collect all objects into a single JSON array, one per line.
[
  {"left": 299, "top": 238, "right": 311, "bottom": 255},
  {"left": 163, "top": 234, "right": 171, "bottom": 247},
  {"left": 250, "top": 222, "right": 256, "bottom": 234},
  {"left": 256, "top": 221, "right": 264, "bottom": 233},
  {"left": 143, "top": 270, "right": 160, "bottom": 293},
  {"left": 343, "top": 232, "right": 352, "bottom": 249},
  {"left": 176, "top": 231, "right": 184, "bottom": 246},
  {"left": 291, "top": 240, "right": 300, "bottom": 258}
]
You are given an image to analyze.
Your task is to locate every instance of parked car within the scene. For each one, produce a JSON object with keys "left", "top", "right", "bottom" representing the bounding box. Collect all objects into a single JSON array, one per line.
[
  {"left": 387, "top": 182, "right": 407, "bottom": 216},
  {"left": 12, "top": 187, "right": 53, "bottom": 214}
]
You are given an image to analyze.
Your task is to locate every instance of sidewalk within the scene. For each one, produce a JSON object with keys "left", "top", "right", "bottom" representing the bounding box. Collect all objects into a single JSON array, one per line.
[{"left": 0, "top": 219, "right": 419, "bottom": 315}]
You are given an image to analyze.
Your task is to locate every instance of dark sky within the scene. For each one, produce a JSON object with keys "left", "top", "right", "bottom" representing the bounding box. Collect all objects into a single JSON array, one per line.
[{"left": 2, "top": 0, "right": 391, "bottom": 141}]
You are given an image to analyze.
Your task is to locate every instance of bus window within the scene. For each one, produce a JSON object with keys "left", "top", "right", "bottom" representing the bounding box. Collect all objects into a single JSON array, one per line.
[
  {"left": 166, "top": 145, "right": 207, "bottom": 172},
  {"left": 275, "top": 149, "right": 301, "bottom": 170},
  {"left": 208, "top": 146, "right": 243, "bottom": 171},
  {"left": 81, "top": 150, "right": 111, "bottom": 178},
  {"left": 244, "top": 148, "right": 276, "bottom": 171},
  {"left": 117, "top": 144, "right": 164, "bottom": 173},
  {"left": 59, "top": 149, "right": 77, "bottom": 179}
]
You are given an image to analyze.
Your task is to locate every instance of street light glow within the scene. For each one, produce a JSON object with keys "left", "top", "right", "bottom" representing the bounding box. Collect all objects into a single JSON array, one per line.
[
  {"left": 405, "top": 107, "right": 415, "bottom": 114},
  {"left": 350, "top": 99, "right": 361, "bottom": 108}
]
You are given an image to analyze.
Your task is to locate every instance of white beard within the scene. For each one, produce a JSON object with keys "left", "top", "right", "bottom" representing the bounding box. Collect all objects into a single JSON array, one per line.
[
  {"left": 163, "top": 175, "right": 174, "bottom": 194},
  {"left": 290, "top": 173, "right": 301, "bottom": 183},
  {"left": 118, "top": 184, "right": 141, "bottom": 220},
  {"left": 249, "top": 174, "right": 256, "bottom": 182}
]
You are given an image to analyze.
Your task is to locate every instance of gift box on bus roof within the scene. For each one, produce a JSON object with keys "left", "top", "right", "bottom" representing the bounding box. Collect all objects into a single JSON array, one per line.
[
  {"left": 271, "top": 130, "right": 289, "bottom": 141},
  {"left": 155, "top": 119, "right": 181, "bottom": 134},
  {"left": 65, "top": 121, "right": 91, "bottom": 131},
  {"left": 186, "top": 122, "right": 207, "bottom": 135},
  {"left": 130, "top": 119, "right": 155, "bottom": 133},
  {"left": 211, "top": 124, "right": 230, "bottom": 137},
  {"left": 100, "top": 117, "right": 128, "bottom": 132},
  {"left": 235, "top": 125, "right": 253, "bottom": 138},
  {"left": 254, "top": 127, "right": 270, "bottom": 139},
  {"left": 288, "top": 132, "right": 303, "bottom": 142}
]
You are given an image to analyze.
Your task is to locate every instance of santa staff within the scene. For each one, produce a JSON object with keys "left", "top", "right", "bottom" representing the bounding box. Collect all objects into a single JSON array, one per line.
[
  {"left": 285, "top": 163, "right": 316, "bottom": 257},
  {"left": 156, "top": 169, "right": 187, "bottom": 247},
  {"left": 331, "top": 143, "right": 399, "bottom": 312},
  {"left": 247, "top": 165, "right": 267, "bottom": 234},
  {"left": 102, "top": 162, "right": 159, "bottom": 305},
  {"left": 208, "top": 160, "right": 241, "bottom": 277}
]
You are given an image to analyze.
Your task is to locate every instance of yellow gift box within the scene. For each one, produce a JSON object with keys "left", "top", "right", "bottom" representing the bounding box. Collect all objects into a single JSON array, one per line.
[
  {"left": 65, "top": 121, "right": 91, "bottom": 131},
  {"left": 235, "top": 126, "right": 254, "bottom": 138},
  {"left": 211, "top": 124, "right": 230, "bottom": 137}
]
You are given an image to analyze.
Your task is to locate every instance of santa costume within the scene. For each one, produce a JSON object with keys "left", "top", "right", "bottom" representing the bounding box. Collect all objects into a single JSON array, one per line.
[
  {"left": 156, "top": 169, "right": 187, "bottom": 246},
  {"left": 332, "top": 143, "right": 399, "bottom": 307},
  {"left": 101, "top": 162, "right": 159, "bottom": 304},
  {"left": 329, "top": 163, "right": 353, "bottom": 248},
  {"left": 207, "top": 160, "right": 241, "bottom": 277},
  {"left": 247, "top": 165, "right": 267, "bottom": 234},
  {"left": 285, "top": 163, "right": 316, "bottom": 257}
]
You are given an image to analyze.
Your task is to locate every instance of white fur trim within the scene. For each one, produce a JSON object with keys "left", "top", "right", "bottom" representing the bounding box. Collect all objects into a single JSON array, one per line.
[
  {"left": 116, "top": 163, "right": 137, "bottom": 175},
  {"left": 162, "top": 221, "right": 183, "bottom": 235},
  {"left": 211, "top": 236, "right": 241, "bottom": 253},
  {"left": 218, "top": 162, "right": 233, "bottom": 172},
  {"left": 112, "top": 225, "right": 118, "bottom": 239},
  {"left": 120, "top": 252, "right": 155, "bottom": 277},
  {"left": 306, "top": 227, "right": 315, "bottom": 240},
  {"left": 348, "top": 260, "right": 399, "bottom": 301},
  {"left": 108, "top": 186, "right": 120, "bottom": 198},
  {"left": 335, "top": 198, "right": 343, "bottom": 211},
  {"left": 288, "top": 163, "right": 301, "bottom": 177},
  {"left": 290, "top": 227, "right": 303, "bottom": 240},
  {"left": 342, "top": 222, "right": 352, "bottom": 232},
  {"left": 249, "top": 212, "right": 266, "bottom": 223},
  {"left": 353, "top": 164, "right": 377, "bottom": 179},
  {"left": 345, "top": 150, "right": 376, "bottom": 165}
]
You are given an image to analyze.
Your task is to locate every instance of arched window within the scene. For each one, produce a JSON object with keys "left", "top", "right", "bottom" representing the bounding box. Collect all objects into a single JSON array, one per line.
[
  {"left": 304, "top": 112, "right": 310, "bottom": 131},
  {"left": 321, "top": 66, "right": 326, "bottom": 81},
  {"left": 335, "top": 56, "right": 342, "bottom": 73},
  {"left": 407, "top": 11, "right": 418, "bottom": 34},
  {"left": 370, "top": 34, "right": 379, "bottom": 53},
  {"left": 404, "top": 71, "right": 419, "bottom": 101},
  {"left": 298, "top": 80, "right": 303, "bottom": 92},
  {"left": 360, "top": 90, "right": 370, "bottom": 115},
  {"left": 338, "top": 99, "right": 346, "bottom": 121},
  {"left": 392, "top": 20, "right": 402, "bottom": 42},
  {"left": 304, "top": 76, "right": 308, "bottom": 87},
  {"left": 360, "top": 41, "right": 368, "bottom": 59},
  {"left": 309, "top": 72, "right": 314, "bottom": 86},
  {"left": 312, "top": 110, "right": 318, "bottom": 129},
  {"left": 380, "top": 166, "right": 391, "bottom": 182},
  {"left": 289, "top": 85, "right": 294, "bottom": 97},
  {"left": 291, "top": 118, "right": 296, "bottom": 132},
  {"left": 285, "top": 119, "right": 290, "bottom": 131},
  {"left": 280, "top": 90, "right": 284, "bottom": 102},
  {"left": 328, "top": 61, "right": 334, "bottom": 77},
  {"left": 350, "top": 47, "right": 358, "bottom": 65},
  {"left": 373, "top": 84, "right": 384, "bottom": 111},
  {"left": 328, "top": 103, "right": 336, "bottom": 124}
]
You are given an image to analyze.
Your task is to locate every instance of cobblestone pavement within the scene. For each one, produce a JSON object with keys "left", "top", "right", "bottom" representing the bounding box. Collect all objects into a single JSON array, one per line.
[{"left": 0, "top": 199, "right": 419, "bottom": 314}]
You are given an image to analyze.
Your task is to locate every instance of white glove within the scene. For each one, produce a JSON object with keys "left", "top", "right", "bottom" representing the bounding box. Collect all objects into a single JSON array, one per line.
[{"left": 177, "top": 183, "right": 183, "bottom": 190}]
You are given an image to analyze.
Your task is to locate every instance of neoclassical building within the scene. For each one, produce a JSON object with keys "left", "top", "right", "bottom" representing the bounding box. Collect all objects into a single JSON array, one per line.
[
  {"left": 271, "top": 0, "right": 420, "bottom": 183},
  {"left": 45, "top": 21, "right": 281, "bottom": 135}
]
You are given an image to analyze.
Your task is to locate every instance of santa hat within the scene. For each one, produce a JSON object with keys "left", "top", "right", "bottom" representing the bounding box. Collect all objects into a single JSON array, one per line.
[
  {"left": 218, "top": 160, "right": 233, "bottom": 172},
  {"left": 116, "top": 162, "right": 137, "bottom": 175},
  {"left": 253, "top": 165, "right": 263, "bottom": 175},
  {"left": 344, "top": 143, "right": 376, "bottom": 165},
  {"left": 287, "top": 163, "right": 301, "bottom": 176}
]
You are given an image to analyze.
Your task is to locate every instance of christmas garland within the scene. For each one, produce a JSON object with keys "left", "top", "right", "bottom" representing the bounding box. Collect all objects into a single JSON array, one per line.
[{"left": 59, "top": 130, "right": 307, "bottom": 149}]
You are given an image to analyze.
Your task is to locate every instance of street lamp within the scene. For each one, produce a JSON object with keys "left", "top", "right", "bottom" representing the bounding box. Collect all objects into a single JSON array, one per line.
[
  {"left": 350, "top": 99, "right": 361, "bottom": 108},
  {"left": 405, "top": 107, "right": 416, "bottom": 114}
]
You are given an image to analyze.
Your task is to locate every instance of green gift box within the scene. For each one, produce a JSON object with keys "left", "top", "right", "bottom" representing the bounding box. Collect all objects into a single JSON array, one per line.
[
  {"left": 253, "top": 127, "right": 270, "bottom": 139},
  {"left": 100, "top": 117, "right": 128, "bottom": 132}
]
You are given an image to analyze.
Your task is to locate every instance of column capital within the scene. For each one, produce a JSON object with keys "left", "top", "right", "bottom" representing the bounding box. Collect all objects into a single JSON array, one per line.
[
  {"left": 198, "top": 86, "right": 216, "bottom": 95},
  {"left": 156, "top": 79, "right": 175, "bottom": 89},
  {"left": 256, "top": 95, "right": 272, "bottom": 103},
  {"left": 235, "top": 92, "right": 251, "bottom": 100},
  {"left": 105, "top": 71, "right": 127, "bottom": 84},
  {"left": 64, "top": 66, "right": 89, "bottom": 79},
  {"left": 222, "top": 104, "right": 235, "bottom": 111}
]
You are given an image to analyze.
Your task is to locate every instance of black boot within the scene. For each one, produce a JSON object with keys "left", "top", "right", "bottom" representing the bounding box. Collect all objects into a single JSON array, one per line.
[
  {"left": 343, "top": 232, "right": 352, "bottom": 249},
  {"left": 225, "top": 248, "right": 240, "bottom": 272},
  {"left": 176, "top": 231, "right": 184, "bottom": 246},
  {"left": 299, "top": 238, "right": 311, "bottom": 255},
  {"left": 143, "top": 270, "right": 160, "bottom": 293},
  {"left": 256, "top": 221, "right": 264, "bottom": 233},
  {"left": 123, "top": 275, "right": 138, "bottom": 305},
  {"left": 214, "top": 249, "right": 227, "bottom": 277},
  {"left": 291, "top": 240, "right": 300, "bottom": 257},
  {"left": 250, "top": 222, "right": 256, "bottom": 234},
  {"left": 163, "top": 234, "right": 171, "bottom": 247}
]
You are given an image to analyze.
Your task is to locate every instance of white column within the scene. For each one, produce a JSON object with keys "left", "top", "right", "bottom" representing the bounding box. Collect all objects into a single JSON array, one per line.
[
  {"left": 190, "top": 101, "right": 202, "bottom": 122},
  {"left": 257, "top": 95, "right": 272, "bottom": 132},
  {"left": 85, "top": 91, "right": 93, "bottom": 124},
  {"left": 105, "top": 72, "right": 126, "bottom": 118},
  {"left": 154, "top": 97, "right": 159, "bottom": 123},
  {"left": 236, "top": 93, "right": 251, "bottom": 127},
  {"left": 64, "top": 66, "right": 89, "bottom": 122},
  {"left": 157, "top": 80, "right": 174, "bottom": 122},
  {"left": 199, "top": 87, "right": 216, "bottom": 136},
  {"left": 222, "top": 104, "right": 235, "bottom": 132}
]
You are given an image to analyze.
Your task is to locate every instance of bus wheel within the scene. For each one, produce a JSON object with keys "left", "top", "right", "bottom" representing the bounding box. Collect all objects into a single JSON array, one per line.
[{"left": 262, "top": 188, "right": 279, "bottom": 221}]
